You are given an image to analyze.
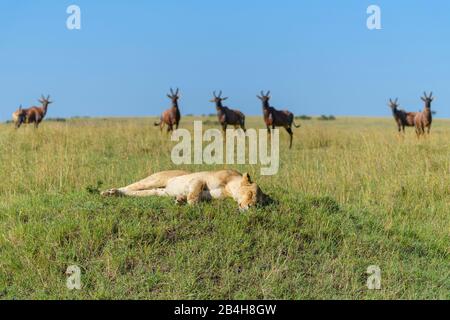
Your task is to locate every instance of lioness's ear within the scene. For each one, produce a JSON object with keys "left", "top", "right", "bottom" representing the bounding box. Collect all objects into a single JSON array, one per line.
[{"left": 241, "top": 173, "right": 252, "bottom": 185}]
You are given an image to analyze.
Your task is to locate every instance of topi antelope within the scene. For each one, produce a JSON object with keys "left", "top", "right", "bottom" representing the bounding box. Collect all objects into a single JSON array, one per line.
[
  {"left": 154, "top": 88, "right": 181, "bottom": 133},
  {"left": 210, "top": 91, "right": 246, "bottom": 133},
  {"left": 388, "top": 98, "right": 416, "bottom": 133},
  {"left": 257, "top": 91, "right": 300, "bottom": 149},
  {"left": 414, "top": 92, "right": 434, "bottom": 137},
  {"left": 13, "top": 95, "right": 53, "bottom": 129}
]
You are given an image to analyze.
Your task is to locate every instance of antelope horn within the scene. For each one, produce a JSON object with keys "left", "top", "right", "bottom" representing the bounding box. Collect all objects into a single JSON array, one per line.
[
  {"left": 213, "top": 91, "right": 217, "bottom": 98},
  {"left": 219, "top": 90, "right": 222, "bottom": 98},
  {"left": 170, "top": 88, "right": 174, "bottom": 96},
  {"left": 261, "top": 90, "right": 265, "bottom": 97},
  {"left": 175, "top": 88, "right": 179, "bottom": 96},
  {"left": 395, "top": 98, "right": 398, "bottom": 104},
  {"left": 266, "top": 91, "right": 271, "bottom": 96}
]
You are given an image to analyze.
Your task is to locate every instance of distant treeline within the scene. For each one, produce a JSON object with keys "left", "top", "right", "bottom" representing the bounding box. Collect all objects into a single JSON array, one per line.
[
  {"left": 7, "top": 113, "right": 445, "bottom": 124},
  {"left": 197, "top": 114, "right": 337, "bottom": 121},
  {"left": 4, "top": 114, "right": 340, "bottom": 124},
  {"left": 296, "top": 115, "right": 336, "bottom": 121},
  {"left": 5, "top": 117, "right": 68, "bottom": 124},
  {"left": 318, "top": 115, "right": 337, "bottom": 121}
]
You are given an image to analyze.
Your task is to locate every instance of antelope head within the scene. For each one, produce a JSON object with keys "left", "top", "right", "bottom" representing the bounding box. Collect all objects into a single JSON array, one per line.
[
  {"left": 388, "top": 98, "right": 400, "bottom": 111},
  {"left": 421, "top": 92, "right": 434, "bottom": 109},
  {"left": 210, "top": 91, "right": 228, "bottom": 109},
  {"left": 39, "top": 95, "right": 53, "bottom": 108},
  {"left": 257, "top": 90, "right": 271, "bottom": 108},
  {"left": 167, "top": 88, "right": 180, "bottom": 106}
]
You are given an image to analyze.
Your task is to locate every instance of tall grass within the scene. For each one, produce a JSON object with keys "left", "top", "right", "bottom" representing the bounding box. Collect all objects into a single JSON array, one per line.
[{"left": 0, "top": 117, "right": 449, "bottom": 299}]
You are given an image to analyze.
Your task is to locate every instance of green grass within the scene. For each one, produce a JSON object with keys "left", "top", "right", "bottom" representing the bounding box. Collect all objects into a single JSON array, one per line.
[{"left": 0, "top": 116, "right": 449, "bottom": 299}]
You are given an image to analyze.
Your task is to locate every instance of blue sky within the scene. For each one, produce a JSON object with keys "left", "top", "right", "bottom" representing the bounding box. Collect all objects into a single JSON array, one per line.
[{"left": 1, "top": 0, "right": 449, "bottom": 120}]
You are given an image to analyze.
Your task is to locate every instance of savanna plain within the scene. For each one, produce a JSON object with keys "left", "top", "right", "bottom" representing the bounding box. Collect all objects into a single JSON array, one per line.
[{"left": 0, "top": 116, "right": 449, "bottom": 299}]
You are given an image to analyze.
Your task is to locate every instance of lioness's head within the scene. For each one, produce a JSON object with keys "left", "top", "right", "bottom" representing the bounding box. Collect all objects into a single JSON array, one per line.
[{"left": 238, "top": 173, "right": 272, "bottom": 211}]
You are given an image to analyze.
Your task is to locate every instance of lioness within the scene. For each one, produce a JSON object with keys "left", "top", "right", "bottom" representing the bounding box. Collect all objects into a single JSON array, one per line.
[{"left": 101, "top": 170, "right": 272, "bottom": 211}]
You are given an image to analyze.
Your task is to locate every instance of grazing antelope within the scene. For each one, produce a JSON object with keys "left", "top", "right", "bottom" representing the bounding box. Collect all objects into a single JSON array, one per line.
[
  {"left": 257, "top": 91, "right": 300, "bottom": 149},
  {"left": 12, "top": 105, "right": 27, "bottom": 129},
  {"left": 14, "top": 95, "right": 53, "bottom": 128},
  {"left": 210, "top": 91, "right": 246, "bottom": 133},
  {"left": 154, "top": 88, "right": 181, "bottom": 133},
  {"left": 388, "top": 98, "right": 416, "bottom": 133},
  {"left": 414, "top": 92, "right": 434, "bottom": 137}
]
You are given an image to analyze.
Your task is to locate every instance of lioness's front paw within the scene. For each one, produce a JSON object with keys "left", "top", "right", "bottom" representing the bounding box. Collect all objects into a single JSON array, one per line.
[
  {"left": 101, "top": 189, "right": 122, "bottom": 197},
  {"left": 175, "top": 195, "right": 187, "bottom": 205}
]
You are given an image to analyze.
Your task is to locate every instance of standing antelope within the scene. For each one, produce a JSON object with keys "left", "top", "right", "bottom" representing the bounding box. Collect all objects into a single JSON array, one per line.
[
  {"left": 210, "top": 91, "right": 246, "bottom": 133},
  {"left": 257, "top": 91, "right": 300, "bottom": 149},
  {"left": 13, "top": 95, "right": 53, "bottom": 128},
  {"left": 154, "top": 88, "right": 181, "bottom": 133},
  {"left": 388, "top": 98, "right": 416, "bottom": 133},
  {"left": 414, "top": 92, "right": 434, "bottom": 137}
]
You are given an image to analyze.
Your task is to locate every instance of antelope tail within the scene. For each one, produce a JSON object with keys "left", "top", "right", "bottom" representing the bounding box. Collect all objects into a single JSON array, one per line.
[
  {"left": 293, "top": 120, "right": 301, "bottom": 128},
  {"left": 154, "top": 120, "right": 161, "bottom": 126}
]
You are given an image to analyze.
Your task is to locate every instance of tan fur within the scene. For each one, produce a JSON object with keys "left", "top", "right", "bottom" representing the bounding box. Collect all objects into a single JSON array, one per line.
[
  {"left": 12, "top": 106, "right": 26, "bottom": 129},
  {"left": 101, "top": 170, "right": 272, "bottom": 211},
  {"left": 12, "top": 111, "right": 22, "bottom": 128}
]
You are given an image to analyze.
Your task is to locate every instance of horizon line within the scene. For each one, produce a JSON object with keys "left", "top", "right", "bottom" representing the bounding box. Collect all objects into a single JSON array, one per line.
[{"left": 3, "top": 114, "right": 450, "bottom": 122}]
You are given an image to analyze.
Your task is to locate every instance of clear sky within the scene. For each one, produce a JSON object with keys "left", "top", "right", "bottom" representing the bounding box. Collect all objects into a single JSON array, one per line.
[{"left": 1, "top": 0, "right": 450, "bottom": 121}]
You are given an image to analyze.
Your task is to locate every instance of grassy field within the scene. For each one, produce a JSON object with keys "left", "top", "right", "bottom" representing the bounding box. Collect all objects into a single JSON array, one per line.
[{"left": 0, "top": 116, "right": 449, "bottom": 300}]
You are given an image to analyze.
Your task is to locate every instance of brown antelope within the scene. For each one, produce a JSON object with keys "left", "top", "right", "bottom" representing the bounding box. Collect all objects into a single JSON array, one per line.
[
  {"left": 154, "top": 88, "right": 181, "bottom": 133},
  {"left": 388, "top": 98, "right": 416, "bottom": 133},
  {"left": 12, "top": 105, "right": 27, "bottom": 129},
  {"left": 210, "top": 91, "right": 246, "bottom": 133},
  {"left": 14, "top": 95, "right": 53, "bottom": 128},
  {"left": 257, "top": 91, "right": 300, "bottom": 149},
  {"left": 415, "top": 92, "right": 434, "bottom": 137}
]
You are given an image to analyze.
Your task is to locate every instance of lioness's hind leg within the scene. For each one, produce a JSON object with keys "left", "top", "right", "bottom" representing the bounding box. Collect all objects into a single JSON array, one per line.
[
  {"left": 101, "top": 188, "right": 168, "bottom": 197},
  {"left": 101, "top": 171, "right": 190, "bottom": 197},
  {"left": 119, "top": 170, "right": 190, "bottom": 192},
  {"left": 119, "top": 188, "right": 168, "bottom": 197}
]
